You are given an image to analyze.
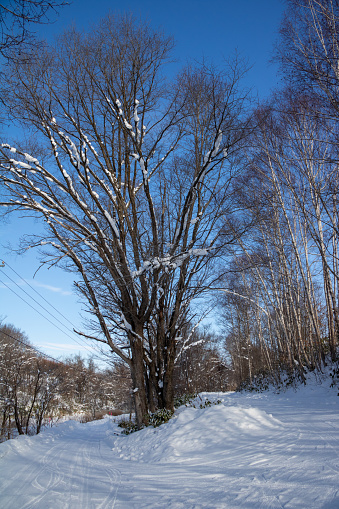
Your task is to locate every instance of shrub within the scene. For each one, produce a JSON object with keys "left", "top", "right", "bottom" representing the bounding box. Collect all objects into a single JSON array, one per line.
[
  {"left": 148, "top": 408, "right": 174, "bottom": 427},
  {"left": 118, "top": 408, "right": 174, "bottom": 434},
  {"left": 118, "top": 417, "right": 141, "bottom": 435},
  {"left": 198, "top": 398, "right": 222, "bottom": 409},
  {"left": 107, "top": 409, "right": 124, "bottom": 416},
  {"left": 174, "top": 393, "right": 197, "bottom": 408},
  {"left": 330, "top": 363, "right": 339, "bottom": 396}
]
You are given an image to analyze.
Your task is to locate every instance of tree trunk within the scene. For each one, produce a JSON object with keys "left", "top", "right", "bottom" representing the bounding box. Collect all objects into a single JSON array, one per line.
[
  {"left": 162, "top": 335, "right": 176, "bottom": 411},
  {"left": 163, "top": 368, "right": 175, "bottom": 412},
  {"left": 130, "top": 335, "right": 148, "bottom": 428},
  {"left": 13, "top": 399, "right": 24, "bottom": 435}
]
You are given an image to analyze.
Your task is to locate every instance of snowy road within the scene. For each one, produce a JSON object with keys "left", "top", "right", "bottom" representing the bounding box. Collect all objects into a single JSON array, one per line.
[{"left": 1, "top": 377, "right": 339, "bottom": 508}]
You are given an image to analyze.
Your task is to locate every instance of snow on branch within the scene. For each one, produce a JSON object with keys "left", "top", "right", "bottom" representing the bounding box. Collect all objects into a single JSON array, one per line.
[
  {"left": 132, "top": 247, "right": 212, "bottom": 278},
  {"left": 110, "top": 96, "right": 140, "bottom": 139},
  {"left": 203, "top": 130, "right": 223, "bottom": 165},
  {"left": 174, "top": 308, "right": 213, "bottom": 363},
  {"left": 171, "top": 130, "right": 227, "bottom": 249},
  {"left": 118, "top": 313, "right": 150, "bottom": 358},
  {"left": 216, "top": 288, "right": 269, "bottom": 316}
]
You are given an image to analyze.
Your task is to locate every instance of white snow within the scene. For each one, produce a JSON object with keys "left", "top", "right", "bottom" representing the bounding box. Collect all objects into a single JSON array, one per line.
[
  {"left": 211, "top": 130, "right": 223, "bottom": 157},
  {"left": 124, "top": 119, "right": 133, "bottom": 130},
  {"left": 24, "top": 153, "right": 39, "bottom": 165},
  {"left": 133, "top": 103, "right": 139, "bottom": 123},
  {"left": 191, "top": 248, "right": 209, "bottom": 256},
  {"left": 9, "top": 159, "right": 32, "bottom": 170},
  {"left": 1, "top": 374, "right": 339, "bottom": 508},
  {"left": 104, "top": 210, "right": 120, "bottom": 238},
  {"left": 191, "top": 217, "right": 200, "bottom": 224}
]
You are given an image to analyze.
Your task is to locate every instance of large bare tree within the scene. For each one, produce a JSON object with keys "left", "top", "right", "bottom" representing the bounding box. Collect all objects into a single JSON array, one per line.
[{"left": 0, "top": 15, "right": 251, "bottom": 426}]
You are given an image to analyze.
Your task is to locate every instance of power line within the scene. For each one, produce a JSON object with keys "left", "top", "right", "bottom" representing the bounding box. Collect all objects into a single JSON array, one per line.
[
  {"left": 0, "top": 327, "right": 120, "bottom": 380},
  {"left": 0, "top": 273, "right": 103, "bottom": 361},
  {"left": 4, "top": 260, "right": 78, "bottom": 330},
  {"left": 0, "top": 259, "right": 121, "bottom": 364},
  {"left": 0, "top": 258, "right": 110, "bottom": 358},
  {"left": 0, "top": 327, "right": 61, "bottom": 364},
  {"left": 1, "top": 270, "right": 77, "bottom": 334}
]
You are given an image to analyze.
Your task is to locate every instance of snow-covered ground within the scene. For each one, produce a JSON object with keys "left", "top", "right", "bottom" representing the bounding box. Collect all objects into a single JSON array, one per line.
[{"left": 1, "top": 373, "right": 339, "bottom": 508}]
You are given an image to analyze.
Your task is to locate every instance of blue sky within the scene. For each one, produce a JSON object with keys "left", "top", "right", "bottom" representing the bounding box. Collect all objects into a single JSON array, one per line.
[{"left": 0, "top": 0, "right": 285, "bottom": 362}]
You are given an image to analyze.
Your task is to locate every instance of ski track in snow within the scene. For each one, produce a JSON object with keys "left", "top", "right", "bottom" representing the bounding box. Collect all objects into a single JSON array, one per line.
[
  {"left": 1, "top": 376, "right": 339, "bottom": 508},
  {"left": 0, "top": 422, "right": 121, "bottom": 509}
]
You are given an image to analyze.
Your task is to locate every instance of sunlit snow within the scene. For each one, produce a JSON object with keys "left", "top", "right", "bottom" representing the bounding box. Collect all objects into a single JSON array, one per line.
[{"left": 0, "top": 373, "right": 339, "bottom": 508}]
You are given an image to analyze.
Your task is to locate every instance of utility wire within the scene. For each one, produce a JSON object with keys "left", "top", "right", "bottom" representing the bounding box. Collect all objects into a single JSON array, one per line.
[
  {"left": 0, "top": 259, "right": 109, "bottom": 357},
  {"left": 0, "top": 275, "right": 102, "bottom": 360},
  {"left": 4, "top": 260, "right": 78, "bottom": 330},
  {"left": 0, "top": 258, "right": 109, "bottom": 359},
  {"left": 0, "top": 327, "right": 61, "bottom": 364},
  {"left": 0, "top": 259, "right": 124, "bottom": 364},
  {"left": 1, "top": 270, "right": 77, "bottom": 335},
  {"left": 0, "top": 328, "right": 127, "bottom": 381}
]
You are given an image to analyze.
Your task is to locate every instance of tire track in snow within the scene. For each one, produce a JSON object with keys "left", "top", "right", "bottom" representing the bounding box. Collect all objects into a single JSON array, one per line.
[
  {"left": 31, "top": 436, "right": 121, "bottom": 509},
  {"left": 18, "top": 440, "right": 89, "bottom": 508},
  {"left": 1, "top": 429, "right": 121, "bottom": 508},
  {"left": 0, "top": 439, "right": 62, "bottom": 507}
]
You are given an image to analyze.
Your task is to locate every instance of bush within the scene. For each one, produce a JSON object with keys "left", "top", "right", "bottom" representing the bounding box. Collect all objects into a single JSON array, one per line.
[
  {"left": 174, "top": 393, "right": 197, "bottom": 408},
  {"left": 79, "top": 411, "right": 107, "bottom": 423},
  {"left": 107, "top": 409, "right": 124, "bottom": 416},
  {"left": 148, "top": 408, "right": 174, "bottom": 427},
  {"left": 237, "top": 372, "right": 272, "bottom": 393},
  {"left": 330, "top": 363, "right": 339, "bottom": 395},
  {"left": 237, "top": 365, "right": 309, "bottom": 394},
  {"left": 174, "top": 393, "right": 222, "bottom": 409},
  {"left": 197, "top": 398, "right": 222, "bottom": 409},
  {"left": 118, "top": 417, "right": 141, "bottom": 435},
  {"left": 118, "top": 408, "right": 174, "bottom": 434}
]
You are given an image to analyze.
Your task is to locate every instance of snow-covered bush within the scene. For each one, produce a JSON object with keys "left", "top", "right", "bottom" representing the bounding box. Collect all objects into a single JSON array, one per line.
[
  {"left": 118, "top": 408, "right": 174, "bottom": 434},
  {"left": 237, "top": 365, "right": 309, "bottom": 394},
  {"left": 118, "top": 418, "right": 141, "bottom": 435},
  {"left": 330, "top": 364, "right": 339, "bottom": 396},
  {"left": 148, "top": 408, "right": 174, "bottom": 427},
  {"left": 174, "top": 393, "right": 197, "bottom": 408}
]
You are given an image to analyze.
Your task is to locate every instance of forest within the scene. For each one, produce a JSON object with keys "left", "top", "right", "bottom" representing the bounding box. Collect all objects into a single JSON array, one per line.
[{"left": 1, "top": 0, "right": 339, "bottom": 431}]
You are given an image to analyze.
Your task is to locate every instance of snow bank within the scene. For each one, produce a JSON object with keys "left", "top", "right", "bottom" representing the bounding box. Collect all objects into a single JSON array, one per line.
[{"left": 112, "top": 403, "right": 285, "bottom": 464}]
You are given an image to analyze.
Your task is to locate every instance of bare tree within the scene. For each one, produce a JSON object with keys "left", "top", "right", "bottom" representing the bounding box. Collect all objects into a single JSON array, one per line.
[
  {"left": 0, "top": 15, "right": 251, "bottom": 426},
  {"left": 218, "top": 91, "right": 335, "bottom": 385},
  {"left": 0, "top": 322, "right": 60, "bottom": 437},
  {"left": 274, "top": 0, "right": 339, "bottom": 361},
  {"left": 0, "top": 323, "right": 30, "bottom": 438},
  {"left": 0, "top": 0, "right": 69, "bottom": 60}
]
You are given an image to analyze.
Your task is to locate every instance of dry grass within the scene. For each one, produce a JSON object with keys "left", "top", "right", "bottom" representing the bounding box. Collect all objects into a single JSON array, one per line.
[{"left": 79, "top": 409, "right": 123, "bottom": 423}]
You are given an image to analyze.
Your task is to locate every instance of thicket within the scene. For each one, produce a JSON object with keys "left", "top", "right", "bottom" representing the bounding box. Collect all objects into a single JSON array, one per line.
[{"left": 0, "top": 323, "right": 131, "bottom": 441}]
